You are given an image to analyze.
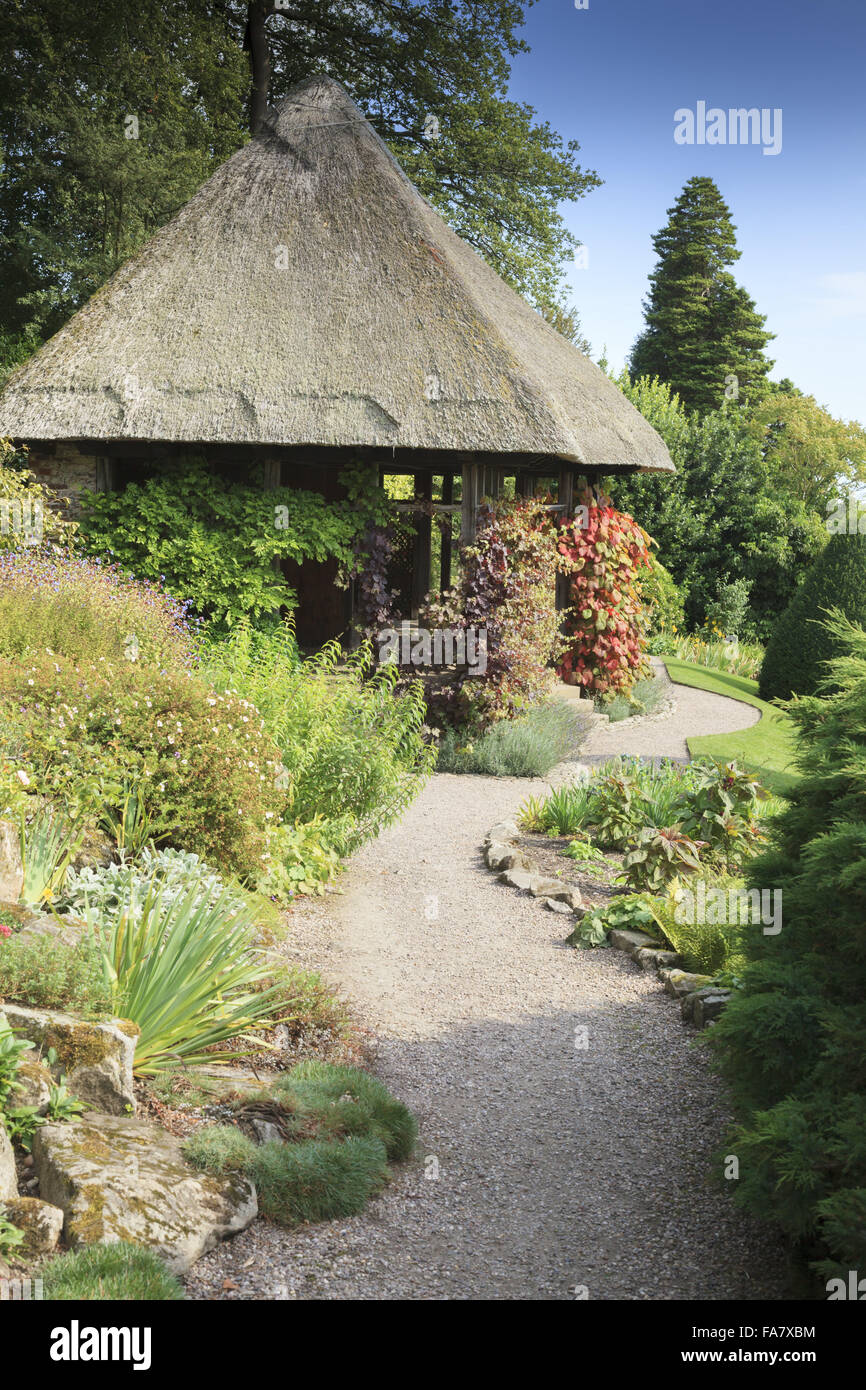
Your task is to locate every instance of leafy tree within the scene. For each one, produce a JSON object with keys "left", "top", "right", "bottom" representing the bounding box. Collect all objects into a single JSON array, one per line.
[
  {"left": 629, "top": 177, "right": 774, "bottom": 414},
  {"left": 0, "top": 1, "right": 598, "bottom": 344},
  {"left": 746, "top": 390, "right": 866, "bottom": 516},
  {"left": 709, "top": 614, "right": 866, "bottom": 1280},
  {"left": 759, "top": 534, "right": 866, "bottom": 700},
  {"left": 609, "top": 374, "right": 825, "bottom": 640}
]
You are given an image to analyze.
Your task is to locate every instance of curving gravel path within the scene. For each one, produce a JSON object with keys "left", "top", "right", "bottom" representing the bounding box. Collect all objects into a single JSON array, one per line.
[{"left": 187, "top": 676, "right": 788, "bottom": 1302}]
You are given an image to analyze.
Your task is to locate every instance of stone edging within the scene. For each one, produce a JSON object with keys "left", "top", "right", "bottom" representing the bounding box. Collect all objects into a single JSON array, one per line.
[{"left": 482, "top": 820, "right": 731, "bottom": 1030}]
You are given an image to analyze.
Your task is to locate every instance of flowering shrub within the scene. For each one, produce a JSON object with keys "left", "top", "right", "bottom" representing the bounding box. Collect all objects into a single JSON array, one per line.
[
  {"left": 0, "top": 652, "right": 285, "bottom": 879},
  {"left": 557, "top": 490, "right": 652, "bottom": 697},
  {"left": 0, "top": 551, "right": 199, "bottom": 670},
  {"left": 424, "top": 499, "right": 562, "bottom": 729}
]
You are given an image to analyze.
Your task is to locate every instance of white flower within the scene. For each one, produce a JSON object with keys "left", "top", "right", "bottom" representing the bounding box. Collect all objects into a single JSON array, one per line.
[{"left": 16, "top": 770, "right": 30, "bottom": 786}]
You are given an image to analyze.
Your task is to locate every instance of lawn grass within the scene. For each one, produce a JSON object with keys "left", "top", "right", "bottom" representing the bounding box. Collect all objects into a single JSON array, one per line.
[{"left": 663, "top": 658, "right": 800, "bottom": 795}]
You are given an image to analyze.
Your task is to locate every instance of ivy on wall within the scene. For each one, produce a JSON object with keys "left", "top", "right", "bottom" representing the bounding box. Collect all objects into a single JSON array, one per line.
[{"left": 77, "top": 458, "right": 390, "bottom": 627}]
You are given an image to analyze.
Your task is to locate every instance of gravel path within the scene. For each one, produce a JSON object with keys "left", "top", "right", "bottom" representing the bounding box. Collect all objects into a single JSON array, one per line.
[{"left": 187, "top": 680, "right": 787, "bottom": 1302}]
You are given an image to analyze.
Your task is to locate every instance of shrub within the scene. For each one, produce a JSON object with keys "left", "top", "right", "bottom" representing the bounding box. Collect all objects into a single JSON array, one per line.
[
  {"left": 0, "top": 437, "right": 76, "bottom": 551},
  {"left": 423, "top": 498, "right": 562, "bottom": 729},
  {"left": 42, "top": 1242, "right": 184, "bottom": 1300},
  {"left": 0, "top": 651, "right": 285, "bottom": 878},
  {"left": 759, "top": 535, "right": 866, "bottom": 700},
  {"left": 519, "top": 779, "right": 593, "bottom": 836},
  {"left": 0, "top": 934, "right": 111, "bottom": 1015},
  {"left": 705, "top": 577, "right": 752, "bottom": 637},
  {"left": 599, "top": 674, "right": 667, "bottom": 722},
  {"left": 0, "top": 551, "right": 197, "bottom": 670},
  {"left": 257, "top": 819, "right": 342, "bottom": 898},
  {"left": 77, "top": 458, "right": 388, "bottom": 627},
  {"left": 566, "top": 895, "right": 661, "bottom": 949},
  {"left": 203, "top": 627, "right": 434, "bottom": 855},
  {"left": 557, "top": 489, "right": 652, "bottom": 697},
  {"left": 57, "top": 847, "right": 261, "bottom": 928},
  {"left": 708, "top": 613, "right": 866, "bottom": 1277},
  {"left": 619, "top": 825, "right": 704, "bottom": 892},
  {"left": 638, "top": 552, "right": 685, "bottom": 636},
  {"left": 436, "top": 702, "right": 588, "bottom": 776}
]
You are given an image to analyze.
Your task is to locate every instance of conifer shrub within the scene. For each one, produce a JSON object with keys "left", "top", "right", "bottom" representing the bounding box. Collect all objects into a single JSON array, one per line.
[
  {"left": 709, "top": 613, "right": 866, "bottom": 1277},
  {"left": 759, "top": 534, "right": 866, "bottom": 701}
]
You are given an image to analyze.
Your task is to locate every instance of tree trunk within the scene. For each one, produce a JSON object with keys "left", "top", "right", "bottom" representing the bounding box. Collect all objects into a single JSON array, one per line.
[{"left": 245, "top": 2, "right": 272, "bottom": 135}]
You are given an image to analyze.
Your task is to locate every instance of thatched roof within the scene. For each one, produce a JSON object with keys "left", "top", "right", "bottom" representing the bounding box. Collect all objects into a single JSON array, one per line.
[{"left": 0, "top": 77, "right": 673, "bottom": 473}]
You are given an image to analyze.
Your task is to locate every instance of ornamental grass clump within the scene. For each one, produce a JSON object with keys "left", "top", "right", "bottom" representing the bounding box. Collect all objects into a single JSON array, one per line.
[
  {"left": 0, "top": 550, "right": 199, "bottom": 670},
  {"left": 42, "top": 1242, "right": 184, "bottom": 1301}
]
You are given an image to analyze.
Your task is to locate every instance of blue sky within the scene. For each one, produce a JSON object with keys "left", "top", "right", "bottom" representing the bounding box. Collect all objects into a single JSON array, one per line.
[{"left": 507, "top": 0, "right": 865, "bottom": 422}]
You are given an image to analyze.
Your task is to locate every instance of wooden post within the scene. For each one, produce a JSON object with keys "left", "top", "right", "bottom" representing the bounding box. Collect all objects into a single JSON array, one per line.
[
  {"left": 411, "top": 470, "right": 433, "bottom": 618},
  {"left": 460, "top": 461, "right": 479, "bottom": 547},
  {"left": 558, "top": 465, "right": 574, "bottom": 518},
  {"left": 440, "top": 473, "right": 454, "bottom": 592},
  {"left": 95, "top": 458, "right": 115, "bottom": 493}
]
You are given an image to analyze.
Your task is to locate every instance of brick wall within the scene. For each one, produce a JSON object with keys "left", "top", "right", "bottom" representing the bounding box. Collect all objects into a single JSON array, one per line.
[{"left": 21, "top": 442, "right": 100, "bottom": 518}]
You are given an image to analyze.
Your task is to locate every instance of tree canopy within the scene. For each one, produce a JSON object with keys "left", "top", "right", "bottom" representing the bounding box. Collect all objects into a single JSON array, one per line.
[{"left": 0, "top": 0, "right": 598, "bottom": 351}]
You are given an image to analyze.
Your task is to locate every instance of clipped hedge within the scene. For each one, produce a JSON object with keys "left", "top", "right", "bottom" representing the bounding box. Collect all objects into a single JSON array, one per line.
[{"left": 759, "top": 534, "right": 866, "bottom": 701}]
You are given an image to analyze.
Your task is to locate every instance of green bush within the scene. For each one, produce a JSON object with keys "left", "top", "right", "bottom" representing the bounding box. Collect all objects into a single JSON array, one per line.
[
  {"left": 599, "top": 674, "right": 667, "bottom": 723},
  {"left": 638, "top": 552, "right": 685, "bottom": 636},
  {"left": 759, "top": 536, "right": 866, "bottom": 700},
  {"left": 0, "top": 934, "right": 111, "bottom": 1015},
  {"left": 77, "top": 458, "right": 388, "bottom": 628},
  {"left": 0, "top": 650, "right": 284, "bottom": 878},
  {"left": 42, "top": 1242, "right": 184, "bottom": 1300},
  {"left": 436, "top": 702, "right": 588, "bottom": 776},
  {"left": 709, "top": 613, "right": 866, "bottom": 1278},
  {"left": 203, "top": 627, "right": 434, "bottom": 854}
]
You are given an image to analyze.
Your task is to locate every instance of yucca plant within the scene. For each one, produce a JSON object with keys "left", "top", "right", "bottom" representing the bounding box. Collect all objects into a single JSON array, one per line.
[
  {"left": 19, "top": 808, "right": 85, "bottom": 906},
  {"left": 94, "top": 879, "right": 286, "bottom": 1074}
]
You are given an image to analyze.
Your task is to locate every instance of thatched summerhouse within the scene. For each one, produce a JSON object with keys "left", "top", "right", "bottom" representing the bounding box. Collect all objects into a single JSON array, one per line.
[{"left": 0, "top": 75, "right": 673, "bottom": 645}]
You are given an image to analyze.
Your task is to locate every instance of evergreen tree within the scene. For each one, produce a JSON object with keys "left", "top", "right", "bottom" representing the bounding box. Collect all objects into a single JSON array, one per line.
[
  {"left": 759, "top": 533, "right": 866, "bottom": 700},
  {"left": 629, "top": 177, "right": 774, "bottom": 414},
  {"left": 709, "top": 614, "right": 866, "bottom": 1280}
]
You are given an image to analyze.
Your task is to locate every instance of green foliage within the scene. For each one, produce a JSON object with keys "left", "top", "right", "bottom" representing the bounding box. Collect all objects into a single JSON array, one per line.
[
  {"left": 42, "top": 1242, "right": 185, "bottom": 1301},
  {"left": 19, "top": 808, "right": 85, "bottom": 907},
  {"left": 0, "top": 438, "right": 76, "bottom": 548},
  {"left": 638, "top": 553, "right": 685, "bottom": 636},
  {"left": 91, "top": 878, "right": 288, "bottom": 1074},
  {"left": 203, "top": 626, "right": 434, "bottom": 855},
  {"left": 0, "top": 550, "right": 197, "bottom": 671},
  {"left": 0, "top": 1014, "right": 34, "bottom": 1116},
  {"left": 560, "top": 839, "right": 608, "bottom": 867},
  {"left": 436, "top": 701, "right": 588, "bottom": 777},
  {"left": 629, "top": 176, "right": 774, "bottom": 414},
  {"left": 0, "top": 2, "right": 598, "bottom": 345},
  {"left": 708, "top": 614, "right": 866, "bottom": 1275},
  {"left": 599, "top": 674, "right": 667, "bottom": 723},
  {"left": 184, "top": 1061, "right": 413, "bottom": 1223},
  {"left": 649, "top": 879, "right": 750, "bottom": 976},
  {"left": 0, "top": 1208, "right": 25, "bottom": 1259},
  {"left": 519, "top": 780, "right": 593, "bottom": 837},
  {"left": 759, "top": 539, "right": 866, "bottom": 700},
  {"left": 272, "top": 1061, "right": 417, "bottom": 1162},
  {"left": 57, "top": 847, "right": 264, "bottom": 932},
  {"left": 0, "top": 935, "right": 111, "bottom": 1016},
  {"left": 566, "top": 895, "right": 660, "bottom": 949},
  {"left": 77, "top": 460, "right": 387, "bottom": 627},
  {"left": 610, "top": 374, "right": 827, "bottom": 642},
  {"left": 705, "top": 578, "right": 752, "bottom": 637},
  {"left": 677, "top": 761, "right": 767, "bottom": 871},
  {"left": 257, "top": 819, "right": 342, "bottom": 899},
  {"left": 590, "top": 775, "right": 648, "bottom": 850},
  {"left": 0, "top": 650, "right": 285, "bottom": 879},
  {"left": 620, "top": 825, "right": 704, "bottom": 892},
  {"left": 649, "top": 628, "right": 764, "bottom": 680}
]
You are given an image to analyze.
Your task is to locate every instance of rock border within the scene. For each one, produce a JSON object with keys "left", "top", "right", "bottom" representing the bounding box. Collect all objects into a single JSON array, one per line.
[{"left": 482, "top": 819, "right": 731, "bottom": 1030}]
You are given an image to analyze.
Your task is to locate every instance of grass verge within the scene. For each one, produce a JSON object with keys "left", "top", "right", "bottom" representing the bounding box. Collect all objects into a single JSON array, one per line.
[{"left": 663, "top": 659, "right": 800, "bottom": 795}]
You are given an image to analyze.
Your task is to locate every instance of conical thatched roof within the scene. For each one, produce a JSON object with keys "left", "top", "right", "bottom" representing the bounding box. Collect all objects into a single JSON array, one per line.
[{"left": 0, "top": 77, "right": 672, "bottom": 472}]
